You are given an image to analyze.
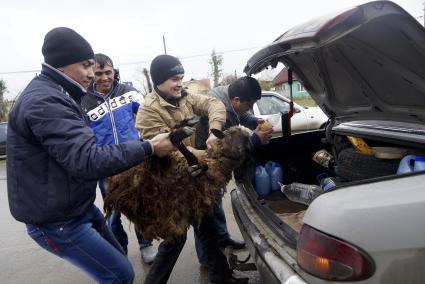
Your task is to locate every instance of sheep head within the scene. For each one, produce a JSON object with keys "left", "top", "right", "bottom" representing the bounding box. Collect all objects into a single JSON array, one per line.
[{"left": 208, "top": 126, "right": 252, "bottom": 161}]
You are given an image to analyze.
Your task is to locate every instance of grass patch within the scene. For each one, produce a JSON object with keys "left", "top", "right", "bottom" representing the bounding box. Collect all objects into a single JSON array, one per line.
[{"left": 294, "top": 96, "right": 317, "bottom": 107}]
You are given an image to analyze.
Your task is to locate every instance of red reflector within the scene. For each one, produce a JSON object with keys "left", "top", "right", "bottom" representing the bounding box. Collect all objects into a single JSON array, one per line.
[{"left": 297, "top": 224, "right": 375, "bottom": 281}]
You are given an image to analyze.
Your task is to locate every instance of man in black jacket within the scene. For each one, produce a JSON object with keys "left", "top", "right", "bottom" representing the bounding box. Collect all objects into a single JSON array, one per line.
[{"left": 6, "top": 27, "right": 174, "bottom": 284}]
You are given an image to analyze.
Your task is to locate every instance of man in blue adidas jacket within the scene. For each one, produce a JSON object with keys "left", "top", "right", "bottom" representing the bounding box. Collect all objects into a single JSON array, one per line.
[
  {"left": 81, "top": 53, "right": 156, "bottom": 264},
  {"left": 7, "top": 27, "right": 174, "bottom": 284}
]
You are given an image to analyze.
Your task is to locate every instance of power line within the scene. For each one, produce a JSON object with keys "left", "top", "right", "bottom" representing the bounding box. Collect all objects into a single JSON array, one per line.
[
  {"left": 0, "top": 46, "right": 263, "bottom": 75},
  {"left": 118, "top": 46, "right": 262, "bottom": 66}
]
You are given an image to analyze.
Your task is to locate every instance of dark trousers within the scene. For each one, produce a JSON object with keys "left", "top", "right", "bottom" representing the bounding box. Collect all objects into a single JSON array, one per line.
[
  {"left": 195, "top": 195, "right": 230, "bottom": 263},
  {"left": 144, "top": 213, "right": 231, "bottom": 284}
]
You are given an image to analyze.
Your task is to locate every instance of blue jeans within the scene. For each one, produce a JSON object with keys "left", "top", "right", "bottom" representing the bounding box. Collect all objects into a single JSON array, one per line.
[
  {"left": 26, "top": 204, "right": 134, "bottom": 284},
  {"left": 99, "top": 178, "right": 151, "bottom": 252},
  {"left": 194, "top": 194, "right": 230, "bottom": 264}
]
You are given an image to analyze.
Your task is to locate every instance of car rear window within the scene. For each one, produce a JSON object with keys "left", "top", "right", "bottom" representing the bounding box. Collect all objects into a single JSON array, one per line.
[{"left": 257, "top": 96, "right": 289, "bottom": 115}]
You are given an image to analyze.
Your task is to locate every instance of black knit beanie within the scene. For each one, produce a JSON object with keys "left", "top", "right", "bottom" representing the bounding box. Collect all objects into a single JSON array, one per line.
[
  {"left": 150, "top": 55, "right": 184, "bottom": 86},
  {"left": 42, "top": 27, "right": 94, "bottom": 68}
]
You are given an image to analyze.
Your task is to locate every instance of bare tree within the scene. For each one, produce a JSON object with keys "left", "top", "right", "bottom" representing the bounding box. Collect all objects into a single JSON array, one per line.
[
  {"left": 209, "top": 49, "right": 223, "bottom": 87},
  {"left": 134, "top": 66, "right": 151, "bottom": 96}
]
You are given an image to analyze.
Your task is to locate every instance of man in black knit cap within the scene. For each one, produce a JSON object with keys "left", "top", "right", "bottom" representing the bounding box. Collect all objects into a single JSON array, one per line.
[
  {"left": 136, "top": 54, "right": 249, "bottom": 284},
  {"left": 6, "top": 27, "right": 174, "bottom": 283}
]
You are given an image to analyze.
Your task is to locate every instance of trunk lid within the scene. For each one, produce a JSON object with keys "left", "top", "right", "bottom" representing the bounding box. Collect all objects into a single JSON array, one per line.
[{"left": 244, "top": 1, "right": 425, "bottom": 125}]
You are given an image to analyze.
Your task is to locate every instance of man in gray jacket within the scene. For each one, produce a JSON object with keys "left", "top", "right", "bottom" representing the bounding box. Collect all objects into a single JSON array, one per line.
[{"left": 195, "top": 76, "right": 272, "bottom": 265}]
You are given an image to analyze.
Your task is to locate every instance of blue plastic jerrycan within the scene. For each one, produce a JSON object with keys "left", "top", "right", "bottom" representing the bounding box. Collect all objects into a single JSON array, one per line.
[
  {"left": 397, "top": 155, "right": 425, "bottom": 174},
  {"left": 255, "top": 164, "right": 271, "bottom": 196},
  {"left": 270, "top": 163, "right": 283, "bottom": 192},
  {"left": 265, "top": 161, "right": 276, "bottom": 176},
  {"left": 264, "top": 161, "right": 283, "bottom": 192},
  {"left": 397, "top": 155, "right": 416, "bottom": 174},
  {"left": 414, "top": 155, "right": 425, "bottom": 171}
]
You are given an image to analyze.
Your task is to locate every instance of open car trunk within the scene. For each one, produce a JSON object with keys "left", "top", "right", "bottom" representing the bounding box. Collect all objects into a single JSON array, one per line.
[
  {"left": 237, "top": 126, "right": 425, "bottom": 249},
  {"left": 231, "top": 2, "right": 425, "bottom": 283}
]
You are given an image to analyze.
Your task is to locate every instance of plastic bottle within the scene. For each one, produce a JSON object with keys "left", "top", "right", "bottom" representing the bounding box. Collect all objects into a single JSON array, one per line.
[
  {"left": 397, "top": 155, "right": 416, "bottom": 174},
  {"left": 414, "top": 155, "right": 425, "bottom": 172},
  {"left": 320, "top": 177, "right": 338, "bottom": 192},
  {"left": 280, "top": 182, "right": 323, "bottom": 205},
  {"left": 270, "top": 162, "right": 283, "bottom": 192},
  {"left": 255, "top": 164, "right": 271, "bottom": 197}
]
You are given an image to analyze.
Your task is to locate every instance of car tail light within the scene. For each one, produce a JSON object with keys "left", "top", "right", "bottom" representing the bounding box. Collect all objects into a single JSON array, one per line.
[{"left": 297, "top": 224, "right": 375, "bottom": 281}]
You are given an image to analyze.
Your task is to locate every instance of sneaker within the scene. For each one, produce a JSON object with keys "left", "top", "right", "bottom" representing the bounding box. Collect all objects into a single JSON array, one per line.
[
  {"left": 218, "top": 238, "right": 246, "bottom": 250},
  {"left": 141, "top": 245, "right": 157, "bottom": 264}
]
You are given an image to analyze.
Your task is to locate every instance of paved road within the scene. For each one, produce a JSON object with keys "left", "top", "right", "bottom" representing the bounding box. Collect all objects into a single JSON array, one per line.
[{"left": 0, "top": 160, "right": 263, "bottom": 283}]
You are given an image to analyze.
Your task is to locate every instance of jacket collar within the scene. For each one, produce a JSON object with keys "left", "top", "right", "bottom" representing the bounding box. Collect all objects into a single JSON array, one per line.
[
  {"left": 150, "top": 88, "right": 188, "bottom": 108},
  {"left": 41, "top": 63, "right": 86, "bottom": 103},
  {"left": 88, "top": 80, "right": 119, "bottom": 99}
]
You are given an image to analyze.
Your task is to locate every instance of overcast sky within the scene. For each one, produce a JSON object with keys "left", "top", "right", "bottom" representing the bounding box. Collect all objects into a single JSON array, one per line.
[{"left": 1, "top": 0, "right": 423, "bottom": 99}]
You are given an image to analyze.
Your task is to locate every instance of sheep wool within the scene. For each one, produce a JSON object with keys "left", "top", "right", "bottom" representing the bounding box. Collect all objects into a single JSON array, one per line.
[{"left": 104, "top": 126, "right": 252, "bottom": 241}]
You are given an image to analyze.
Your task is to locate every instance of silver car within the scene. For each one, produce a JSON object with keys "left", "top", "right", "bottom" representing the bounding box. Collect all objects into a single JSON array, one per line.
[
  {"left": 253, "top": 91, "right": 328, "bottom": 134},
  {"left": 232, "top": 1, "right": 425, "bottom": 283}
]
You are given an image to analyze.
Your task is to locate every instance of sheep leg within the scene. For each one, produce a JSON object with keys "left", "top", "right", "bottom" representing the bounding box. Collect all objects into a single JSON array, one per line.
[
  {"left": 169, "top": 117, "right": 208, "bottom": 176},
  {"left": 177, "top": 143, "right": 208, "bottom": 176}
]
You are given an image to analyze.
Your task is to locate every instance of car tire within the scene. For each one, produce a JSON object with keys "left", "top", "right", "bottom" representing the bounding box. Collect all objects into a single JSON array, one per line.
[{"left": 337, "top": 148, "right": 400, "bottom": 182}]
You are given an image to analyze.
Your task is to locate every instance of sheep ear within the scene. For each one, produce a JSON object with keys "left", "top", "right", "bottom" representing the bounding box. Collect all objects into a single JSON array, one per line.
[{"left": 210, "top": 129, "right": 225, "bottom": 139}]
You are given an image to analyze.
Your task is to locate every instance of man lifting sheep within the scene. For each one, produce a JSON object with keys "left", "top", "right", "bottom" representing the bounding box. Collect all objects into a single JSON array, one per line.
[{"left": 136, "top": 54, "right": 248, "bottom": 284}]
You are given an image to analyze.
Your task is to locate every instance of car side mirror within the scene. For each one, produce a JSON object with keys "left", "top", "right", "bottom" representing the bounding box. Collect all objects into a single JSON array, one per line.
[{"left": 294, "top": 108, "right": 301, "bottom": 114}]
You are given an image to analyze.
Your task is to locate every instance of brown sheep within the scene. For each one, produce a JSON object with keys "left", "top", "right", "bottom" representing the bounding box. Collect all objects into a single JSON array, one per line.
[{"left": 104, "top": 126, "right": 252, "bottom": 241}]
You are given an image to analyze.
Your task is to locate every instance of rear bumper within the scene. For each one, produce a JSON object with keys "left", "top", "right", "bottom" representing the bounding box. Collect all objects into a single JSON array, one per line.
[{"left": 231, "top": 187, "right": 307, "bottom": 284}]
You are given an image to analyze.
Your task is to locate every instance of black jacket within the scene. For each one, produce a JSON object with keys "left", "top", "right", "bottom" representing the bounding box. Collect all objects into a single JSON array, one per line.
[{"left": 7, "top": 64, "right": 153, "bottom": 224}]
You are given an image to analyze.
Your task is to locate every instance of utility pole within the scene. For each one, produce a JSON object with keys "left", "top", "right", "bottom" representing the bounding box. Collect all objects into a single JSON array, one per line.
[{"left": 162, "top": 35, "right": 167, "bottom": 54}]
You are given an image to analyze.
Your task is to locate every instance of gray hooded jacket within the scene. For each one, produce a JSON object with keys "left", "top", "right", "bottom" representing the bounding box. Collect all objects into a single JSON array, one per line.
[{"left": 195, "top": 85, "right": 259, "bottom": 149}]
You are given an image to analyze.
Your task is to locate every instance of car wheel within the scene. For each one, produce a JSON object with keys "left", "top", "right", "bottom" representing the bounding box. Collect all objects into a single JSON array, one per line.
[{"left": 337, "top": 148, "right": 400, "bottom": 182}]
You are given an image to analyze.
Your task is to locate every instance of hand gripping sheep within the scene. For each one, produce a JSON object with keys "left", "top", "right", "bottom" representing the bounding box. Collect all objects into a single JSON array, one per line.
[
  {"left": 167, "top": 116, "right": 209, "bottom": 177},
  {"left": 104, "top": 125, "right": 252, "bottom": 241}
]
